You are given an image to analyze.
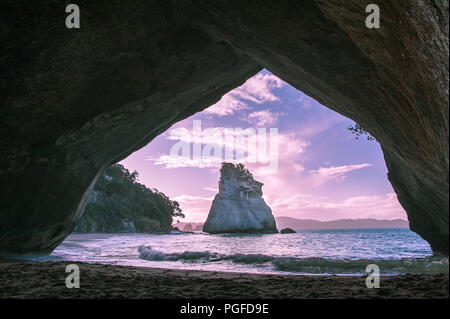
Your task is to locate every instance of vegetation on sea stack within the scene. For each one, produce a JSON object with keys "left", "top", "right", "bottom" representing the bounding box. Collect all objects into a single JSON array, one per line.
[{"left": 75, "top": 164, "right": 184, "bottom": 233}]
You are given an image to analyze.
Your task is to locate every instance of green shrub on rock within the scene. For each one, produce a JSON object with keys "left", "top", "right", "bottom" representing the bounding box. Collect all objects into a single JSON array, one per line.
[{"left": 75, "top": 164, "right": 184, "bottom": 233}]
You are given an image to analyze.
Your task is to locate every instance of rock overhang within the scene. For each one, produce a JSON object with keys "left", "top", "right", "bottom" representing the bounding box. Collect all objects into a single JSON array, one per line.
[{"left": 0, "top": 0, "right": 448, "bottom": 255}]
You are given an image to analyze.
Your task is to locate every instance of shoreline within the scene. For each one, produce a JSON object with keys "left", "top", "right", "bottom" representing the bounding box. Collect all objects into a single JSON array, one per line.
[{"left": 0, "top": 261, "right": 448, "bottom": 299}]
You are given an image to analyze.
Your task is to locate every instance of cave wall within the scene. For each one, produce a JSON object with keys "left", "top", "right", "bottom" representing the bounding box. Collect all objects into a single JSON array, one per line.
[{"left": 0, "top": 0, "right": 448, "bottom": 255}]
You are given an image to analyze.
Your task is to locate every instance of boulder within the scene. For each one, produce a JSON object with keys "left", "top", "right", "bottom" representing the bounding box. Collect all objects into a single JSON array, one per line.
[
  {"left": 280, "top": 228, "right": 296, "bottom": 234},
  {"left": 203, "top": 163, "right": 278, "bottom": 234}
]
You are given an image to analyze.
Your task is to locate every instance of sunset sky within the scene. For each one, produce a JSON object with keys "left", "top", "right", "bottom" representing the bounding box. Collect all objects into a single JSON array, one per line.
[{"left": 120, "top": 70, "right": 407, "bottom": 223}]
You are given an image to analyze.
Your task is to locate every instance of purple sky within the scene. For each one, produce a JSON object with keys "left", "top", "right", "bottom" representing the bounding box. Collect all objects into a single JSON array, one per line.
[{"left": 120, "top": 70, "right": 407, "bottom": 222}]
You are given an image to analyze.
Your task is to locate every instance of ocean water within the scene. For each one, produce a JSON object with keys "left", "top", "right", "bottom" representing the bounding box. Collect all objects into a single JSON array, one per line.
[{"left": 28, "top": 228, "right": 449, "bottom": 275}]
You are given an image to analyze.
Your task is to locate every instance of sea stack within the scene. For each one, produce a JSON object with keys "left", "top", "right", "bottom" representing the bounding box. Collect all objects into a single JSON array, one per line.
[{"left": 203, "top": 163, "right": 278, "bottom": 234}]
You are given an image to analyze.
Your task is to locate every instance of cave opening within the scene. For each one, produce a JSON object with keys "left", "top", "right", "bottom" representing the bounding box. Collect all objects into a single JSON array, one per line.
[
  {"left": 1, "top": 0, "right": 448, "bottom": 300},
  {"left": 57, "top": 69, "right": 440, "bottom": 275}
]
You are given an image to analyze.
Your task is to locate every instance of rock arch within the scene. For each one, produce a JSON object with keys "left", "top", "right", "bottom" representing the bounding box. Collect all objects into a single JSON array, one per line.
[{"left": 0, "top": 0, "right": 448, "bottom": 255}]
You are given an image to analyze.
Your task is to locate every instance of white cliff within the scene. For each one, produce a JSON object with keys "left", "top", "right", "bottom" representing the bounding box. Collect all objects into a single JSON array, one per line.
[{"left": 203, "top": 163, "right": 278, "bottom": 234}]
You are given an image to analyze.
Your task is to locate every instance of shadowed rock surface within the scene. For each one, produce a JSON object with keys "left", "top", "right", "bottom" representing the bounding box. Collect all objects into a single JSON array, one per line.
[
  {"left": 0, "top": 0, "right": 448, "bottom": 255},
  {"left": 203, "top": 163, "right": 277, "bottom": 234}
]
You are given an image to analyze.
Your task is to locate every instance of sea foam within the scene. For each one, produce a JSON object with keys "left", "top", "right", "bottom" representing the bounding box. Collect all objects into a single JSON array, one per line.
[{"left": 138, "top": 245, "right": 448, "bottom": 275}]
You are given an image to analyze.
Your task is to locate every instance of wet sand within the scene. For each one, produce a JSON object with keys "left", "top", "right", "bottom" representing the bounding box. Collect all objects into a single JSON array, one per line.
[{"left": 0, "top": 262, "right": 448, "bottom": 299}]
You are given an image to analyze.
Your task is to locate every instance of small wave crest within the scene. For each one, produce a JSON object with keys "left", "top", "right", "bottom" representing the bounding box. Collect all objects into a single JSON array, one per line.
[
  {"left": 138, "top": 246, "right": 220, "bottom": 262},
  {"left": 138, "top": 246, "right": 276, "bottom": 264},
  {"left": 137, "top": 246, "right": 449, "bottom": 275}
]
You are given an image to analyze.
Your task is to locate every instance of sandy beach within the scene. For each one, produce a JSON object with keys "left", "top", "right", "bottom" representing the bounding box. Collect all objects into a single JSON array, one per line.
[{"left": 0, "top": 262, "right": 447, "bottom": 299}]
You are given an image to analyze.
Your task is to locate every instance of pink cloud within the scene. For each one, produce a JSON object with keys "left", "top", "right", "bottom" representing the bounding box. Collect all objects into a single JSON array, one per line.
[
  {"left": 146, "top": 155, "right": 223, "bottom": 169},
  {"left": 296, "top": 95, "right": 316, "bottom": 110},
  {"left": 204, "top": 73, "right": 284, "bottom": 116},
  {"left": 309, "top": 163, "right": 372, "bottom": 183},
  {"left": 147, "top": 125, "right": 307, "bottom": 175},
  {"left": 242, "top": 109, "right": 284, "bottom": 126},
  {"left": 203, "top": 94, "right": 250, "bottom": 116}
]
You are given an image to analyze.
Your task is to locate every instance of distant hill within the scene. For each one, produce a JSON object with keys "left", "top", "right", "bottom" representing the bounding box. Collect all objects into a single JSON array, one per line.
[
  {"left": 172, "top": 222, "right": 204, "bottom": 232},
  {"left": 175, "top": 217, "right": 410, "bottom": 232},
  {"left": 275, "top": 217, "right": 409, "bottom": 230}
]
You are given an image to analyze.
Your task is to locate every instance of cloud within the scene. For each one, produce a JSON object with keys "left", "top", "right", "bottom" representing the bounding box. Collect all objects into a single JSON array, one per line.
[
  {"left": 293, "top": 110, "right": 347, "bottom": 139},
  {"left": 203, "top": 94, "right": 250, "bottom": 116},
  {"left": 249, "top": 133, "right": 308, "bottom": 177},
  {"left": 147, "top": 128, "right": 308, "bottom": 175},
  {"left": 173, "top": 194, "right": 214, "bottom": 203},
  {"left": 258, "top": 162, "right": 374, "bottom": 215},
  {"left": 235, "top": 73, "right": 284, "bottom": 103},
  {"left": 146, "top": 155, "right": 223, "bottom": 169},
  {"left": 295, "top": 94, "right": 321, "bottom": 110},
  {"left": 204, "top": 73, "right": 285, "bottom": 116},
  {"left": 309, "top": 163, "right": 372, "bottom": 182},
  {"left": 242, "top": 109, "right": 284, "bottom": 126},
  {"left": 270, "top": 192, "right": 407, "bottom": 221}
]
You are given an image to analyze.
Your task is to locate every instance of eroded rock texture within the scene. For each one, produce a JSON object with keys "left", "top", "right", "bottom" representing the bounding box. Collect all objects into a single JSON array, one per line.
[
  {"left": 203, "top": 163, "right": 277, "bottom": 234},
  {"left": 0, "top": 0, "right": 448, "bottom": 255}
]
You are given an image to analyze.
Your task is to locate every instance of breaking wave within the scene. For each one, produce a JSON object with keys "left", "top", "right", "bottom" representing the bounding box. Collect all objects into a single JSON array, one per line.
[
  {"left": 138, "top": 246, "right": 448, "bottom": 275},
  {"left": 138, "top": 246, "right": 221, "bottom": 262},
  {"left": 271, "top": 256, "right": 449, "bottom": 274}
]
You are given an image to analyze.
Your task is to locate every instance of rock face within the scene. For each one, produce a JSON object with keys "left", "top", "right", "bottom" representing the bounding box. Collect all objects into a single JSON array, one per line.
[
  {"left": 0, "top": 1, "right": 448, "bottom": 255},
  {"left": 203, "top": 163, "right": 277, "bottom": 234}
]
